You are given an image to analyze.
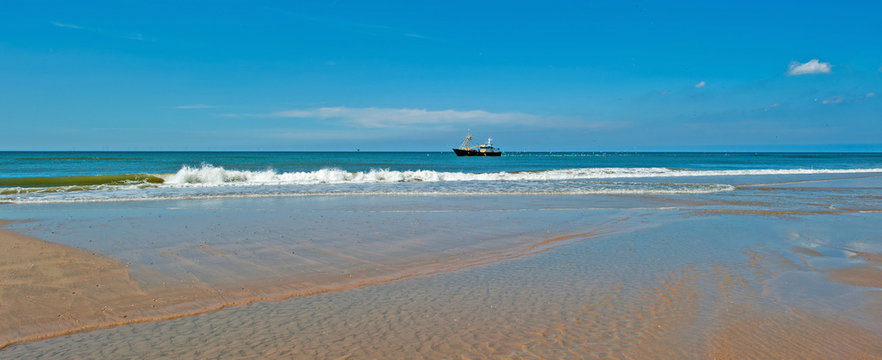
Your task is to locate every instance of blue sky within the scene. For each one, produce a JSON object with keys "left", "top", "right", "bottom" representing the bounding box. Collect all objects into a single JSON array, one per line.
[{"left": 1, "top": 1, "right": 880, "bottom": 151}]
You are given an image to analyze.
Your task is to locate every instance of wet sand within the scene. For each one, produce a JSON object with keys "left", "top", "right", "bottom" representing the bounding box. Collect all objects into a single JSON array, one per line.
[
  {"left": 709, "top": 307, "right": 882, "bottom": 359},
  {"left": 0, "top": 201, "right": 641, "bottom": 350},
  {"left": 5, "top": 215, "right": 880, "bottom": 359},
  {"left": 829, "top": 266, "right": 882, "bottom": 288},
  {"left": 2, "top": 174, "right": 882, "bottom": 358},
  {"left": 0, "top": 221, "right": 220, "bottom": 349}
]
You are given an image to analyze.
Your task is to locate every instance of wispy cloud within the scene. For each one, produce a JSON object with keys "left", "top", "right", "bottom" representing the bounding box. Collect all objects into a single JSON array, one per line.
[
  {"left": 51, "top": 21, "right": 83, "bottom": 30},
  {"left": 821, "top": 95, "right": 844, "bottom": 104},
  {"left": 51, "top": 21, "right": 151, "bottom": 41},
  {"left": 813, "top": 93, "right": 878, "bottom": 105},
  {"left": 271, "top": 107, "right": 542, "bottom": 128},
  {"left": 763, "top": 103, "right": 781, "bottom": 111},
  {"left": 787, "top": 59, "right": 832, "bottom": 76},
  {"left": 174, "top": 104, "right": 223, "bottom": 109},
  {"left": 223, "top": 106, "right": 627, "bottom": 133},
  {"left": 694, "top": 81, "right": 706, "bottom": 88},
  {"left": 258, "top": 129, "right": 395, "bottom": 141}
]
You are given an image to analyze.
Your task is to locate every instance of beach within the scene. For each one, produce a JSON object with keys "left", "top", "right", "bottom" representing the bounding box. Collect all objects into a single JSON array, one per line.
[
  {"left": 2, "top": 154, "right": 881, "bottom": 358},
  {"left": 5, "top": 0, "right": 880, "bottom": 356}
]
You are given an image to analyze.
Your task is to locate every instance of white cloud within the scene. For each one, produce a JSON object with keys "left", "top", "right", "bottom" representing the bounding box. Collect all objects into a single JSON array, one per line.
[
  {"left": 787, "top": 59, "right": 832, "bottom": 76},
  {"left": 763, "top": 103, "right": 781, "bottom": 111},
  {"left": 694, "top": 81, "right": 706, "bottom": 88},
  {"left": 867, "top": 92, "right": 876, "bottom": 98},
  {"left": 259, "top": 129, "right": 393, "bottom": 141},
  {"left": 52, "top": 21, "right": 150, "bottom": 41},
  {"left": 822, "top": 95, "right": 844, "bottom": 104},
  {"left": 52, "top": 21, "right": 83, "bottom": 30},
  {"left": 272, "top": 107, "right": 542, "bottom": 128},
  {"left": 174, "top": 104, "right": 222, "bottom": 109}
]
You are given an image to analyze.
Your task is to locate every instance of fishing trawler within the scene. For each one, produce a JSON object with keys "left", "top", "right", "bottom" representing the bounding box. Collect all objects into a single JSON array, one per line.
[{"left": 453, "top": 133, "right": 501, "bottom": 156}]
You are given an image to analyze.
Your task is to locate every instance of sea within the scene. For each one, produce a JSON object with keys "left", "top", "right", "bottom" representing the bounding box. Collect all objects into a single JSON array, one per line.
[
  {"left": 2, "top": 151, "right": 881, "bottom": 203},
  {"left": 3, "top": 151, "right": 882, "bottom": 358}
]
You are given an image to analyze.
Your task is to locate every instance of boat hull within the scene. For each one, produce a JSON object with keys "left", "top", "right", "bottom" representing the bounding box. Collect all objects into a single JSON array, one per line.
[{"left": 453, "top": 148, "right": 501, "bottom": 157}]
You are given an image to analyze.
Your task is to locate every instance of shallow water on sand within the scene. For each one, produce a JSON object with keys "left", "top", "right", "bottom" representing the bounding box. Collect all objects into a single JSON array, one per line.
[{"left": 2, "top": 174, "right": 882, "bottom": 358}]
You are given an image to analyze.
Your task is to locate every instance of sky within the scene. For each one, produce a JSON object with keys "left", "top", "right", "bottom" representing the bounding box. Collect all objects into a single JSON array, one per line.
[{"left": 1, "top": 0, "right": 880, "bottom": 151}]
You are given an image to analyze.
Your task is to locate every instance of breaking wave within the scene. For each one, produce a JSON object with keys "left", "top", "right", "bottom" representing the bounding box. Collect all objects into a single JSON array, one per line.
[
  {"left": 157, "top": 164, "right": 882, "bottom": 187},
  {"left": 2, "top": 164, "right": 881, "bottom": 203}
]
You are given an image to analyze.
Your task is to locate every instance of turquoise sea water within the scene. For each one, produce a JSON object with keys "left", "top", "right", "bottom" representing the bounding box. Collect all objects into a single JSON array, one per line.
[
  {"left": 1, "top": 152, "right": 881, "bottom": 203},
  {"left": 2, "top": 152, "right": 882, "bottom": 357}
]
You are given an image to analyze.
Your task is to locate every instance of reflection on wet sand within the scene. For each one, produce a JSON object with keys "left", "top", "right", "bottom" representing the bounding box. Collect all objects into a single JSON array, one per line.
[
  {"left": 14, "top": 243, "right": 869, "bottom": 359},
  {"left": 0, "top": 224, "right": 217, "bottom": 349},
  {"left": 0, "top": 213, "right": 630, "bottom": 350},
  {"left": 514, "top": 245, "right": 882, "bottom": 359}
]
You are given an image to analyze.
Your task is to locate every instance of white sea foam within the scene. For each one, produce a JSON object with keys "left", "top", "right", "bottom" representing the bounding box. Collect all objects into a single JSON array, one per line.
[
  {"left": 3, "top": 164, "right": 880, "bottom": 204},
  {"left": 1, "top": 186, "right": 735, "bottom": 204},
  {"left": 158, "top": 164, "right": 882, "bottom": 187}
]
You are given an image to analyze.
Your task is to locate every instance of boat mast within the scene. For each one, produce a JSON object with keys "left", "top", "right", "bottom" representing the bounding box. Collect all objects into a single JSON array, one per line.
[{"left": 460, "top": 131, "right": 473, "bottom": 150}]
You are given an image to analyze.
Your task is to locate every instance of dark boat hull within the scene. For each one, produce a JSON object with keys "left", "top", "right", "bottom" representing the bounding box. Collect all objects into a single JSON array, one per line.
[{"left": 453, "top": 148, "right": 501, "bottom": 156}]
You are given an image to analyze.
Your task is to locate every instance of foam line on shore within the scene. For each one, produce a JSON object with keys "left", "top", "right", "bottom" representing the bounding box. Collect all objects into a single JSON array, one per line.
[{"left": 0, "top": 186, "right": 735, "bottom": 204}]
